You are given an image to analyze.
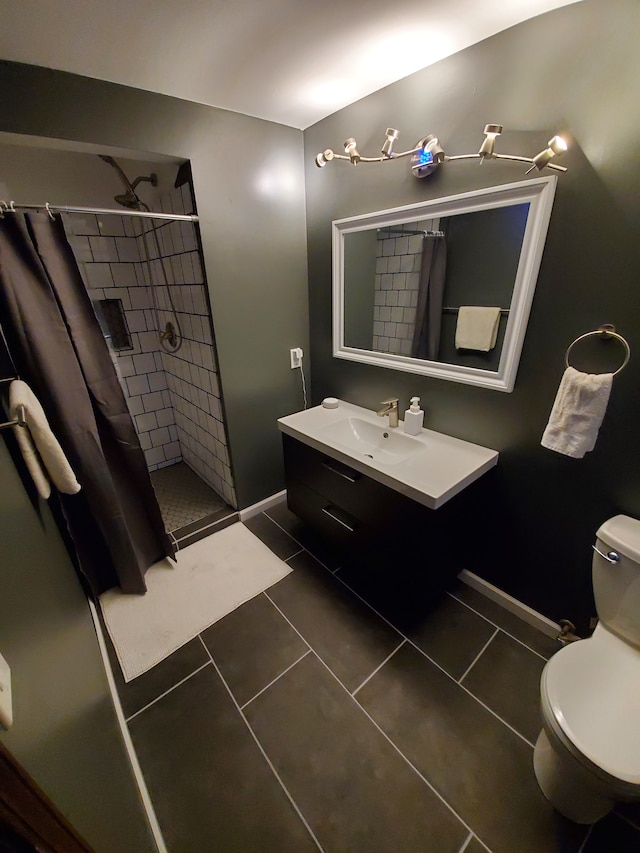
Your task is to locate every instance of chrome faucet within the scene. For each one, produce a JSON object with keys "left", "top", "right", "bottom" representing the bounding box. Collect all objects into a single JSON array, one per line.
[{"left": 377, "top": 398, "right": 399, "bottom": 428}]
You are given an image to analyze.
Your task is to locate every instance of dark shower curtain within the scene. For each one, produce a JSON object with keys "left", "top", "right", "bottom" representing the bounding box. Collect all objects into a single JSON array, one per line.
[
  {"left": 411, "top": 232, "right": 447, "bottom": 361},
  {"left": 0, "top": 211, "right": 174, "bottom": 595}
]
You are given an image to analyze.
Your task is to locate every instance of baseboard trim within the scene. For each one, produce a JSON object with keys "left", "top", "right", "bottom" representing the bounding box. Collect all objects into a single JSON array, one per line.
[
  {"left": 88, "top": 599, "right": 168, "bottom": 853},
  {"left": 239, "top": 489, "right": 287, "bottom": 522},
  {"left": 458, "top": 570, "right": 560, "bottom": 639}
]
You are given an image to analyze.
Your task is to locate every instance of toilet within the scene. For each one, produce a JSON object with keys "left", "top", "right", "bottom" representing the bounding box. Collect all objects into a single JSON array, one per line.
[{"left": 534, "top": 514, "right": 640, "bottom": 824}]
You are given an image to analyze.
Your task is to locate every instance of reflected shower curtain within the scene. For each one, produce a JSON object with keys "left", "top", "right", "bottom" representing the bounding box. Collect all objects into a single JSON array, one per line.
[
  {"left": 0, "top": 211, "right": 174, "bottom": 595},
  {"left": 411, "top": 232, "right": 447, "bottom": 361}
]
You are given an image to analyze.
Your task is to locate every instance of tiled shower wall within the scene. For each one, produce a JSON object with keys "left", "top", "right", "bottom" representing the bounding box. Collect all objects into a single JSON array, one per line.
[
  {"left": 64, "top": 182, "right": 236, "bottom": 508},
  {"left": 372, "top": 221, "right": 436, "bottom": 356}
]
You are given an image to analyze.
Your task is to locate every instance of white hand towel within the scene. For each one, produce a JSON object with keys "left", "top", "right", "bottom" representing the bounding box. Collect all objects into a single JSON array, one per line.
[
  {"left": 455, "top": 306, "right": 501, "bottom": 351},
  {"left": 9, "top": 380, "right": 81, "bottom": 499},
  {"left": 541, "top": 367, "right": 613, "bottom": 459}
]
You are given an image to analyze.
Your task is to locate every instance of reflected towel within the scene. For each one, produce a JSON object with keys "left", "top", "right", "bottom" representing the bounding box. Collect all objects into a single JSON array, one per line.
[
  {"left": 9, "top": 380, "right": 81, "bottom": 499},
  {"left": 455, "top": 306, "right": 501, "bottom": 351},
  {"left": 541, "top": 367, "right": 613, "bottom": 459}
]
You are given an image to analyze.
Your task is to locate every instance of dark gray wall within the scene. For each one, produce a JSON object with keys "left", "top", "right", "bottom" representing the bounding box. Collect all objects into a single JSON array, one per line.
[
  {"left": 0, "top": 60, "right": 309, "bottom": 509},
  {"left": 0, "top": 444, "right": 155, "bottom": 851},
  {"left": 304, "top": 0, "right": 640, "bottom": 629}
]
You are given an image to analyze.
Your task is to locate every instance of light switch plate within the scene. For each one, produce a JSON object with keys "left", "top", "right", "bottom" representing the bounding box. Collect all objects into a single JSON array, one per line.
[{"left": 0, "top": 652, "right": 13, "bottom": 730}]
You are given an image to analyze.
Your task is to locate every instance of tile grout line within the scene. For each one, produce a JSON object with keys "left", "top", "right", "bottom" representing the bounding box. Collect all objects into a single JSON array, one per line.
[
  {"left": 264, "top": 592, "right": 492, "bottom": 853},
  {"left": 196, "top": 635, "right": 326, "bottom": 853},
  {"left": 264, "top": 510, "right": 342, "bottom": 573},
  {"left": 331, "top": 571, "right": 537, "bottom": 750},
  {"left": 577, "top": 822, "right": 594, "bottom": 853},
  {"left": 458, "top": 831, "right": 474, "bottom": 853},
  {"left": 125, "top": 661, "right": 212, "bottom": 723},
  {"left": 284, "top": 547, "right": 305, "bottom": 562},
  {"left": 615, "top": 811, "right": 640, "bottom": 832},
  {"left": 458, "top": 628, "right": 499, "bottom": 685},
  {"left": 351, "top": 640, "right": 406, "bottom": 698},
  {"left": 240, "top": 648, "right": 312, "bottom": 710},
  {"left": 447, "top": 591, "right": 552, "bottom": 662}
]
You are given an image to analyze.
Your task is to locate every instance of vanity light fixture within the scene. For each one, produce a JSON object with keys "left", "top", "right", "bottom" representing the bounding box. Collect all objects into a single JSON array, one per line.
[
  {"left": 526, "top": 135, "right": 568, "bottom": 173},
  {"left": 478, "top": 124, "right": 503, "bottom": 161},
  {"left": 314, "top": 124, "right": 568, "bottom": 178},
  {"left": 344, "top": 137, "right": 361, "bottom": 164},
  {"left": 381, "top": 127, "right": 400, "bottom": 157}
]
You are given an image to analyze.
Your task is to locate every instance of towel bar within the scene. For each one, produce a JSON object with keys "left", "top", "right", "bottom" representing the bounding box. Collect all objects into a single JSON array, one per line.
[
  {"left": 0, "top": 404, "right": 26, "bottom": 432},
  {"left": 565, "top": 325, "right": 630, "bottom": 377}
]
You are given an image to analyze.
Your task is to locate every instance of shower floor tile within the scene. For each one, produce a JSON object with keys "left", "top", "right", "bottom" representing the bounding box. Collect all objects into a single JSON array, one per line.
[{"left": 150, "top": 462, "right": 231, "bottom": 532}]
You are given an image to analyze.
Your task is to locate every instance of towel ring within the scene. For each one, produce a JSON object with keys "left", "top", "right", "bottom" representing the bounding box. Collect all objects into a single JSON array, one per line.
[{"left": 565, "top": 325, "right": 630, "bottom": 377}]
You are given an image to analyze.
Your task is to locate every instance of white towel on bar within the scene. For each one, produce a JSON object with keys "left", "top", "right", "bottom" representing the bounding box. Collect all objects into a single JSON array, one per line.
[
  {"left": 541, "top": 367, "right": 613, "bottom": 459},
  {"left": 455, "top": 306, "right": 501, "bottom": 351},
  {"left": 9, "top": 380, "right": 81, "bottom": 499}
]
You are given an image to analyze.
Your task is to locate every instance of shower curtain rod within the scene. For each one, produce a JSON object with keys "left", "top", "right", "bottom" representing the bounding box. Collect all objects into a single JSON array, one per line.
[{"left": 1, "top": 201, "right": 198, "bottom": 223}]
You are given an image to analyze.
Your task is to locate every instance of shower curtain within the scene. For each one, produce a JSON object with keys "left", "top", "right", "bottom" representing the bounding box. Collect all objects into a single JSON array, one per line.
[
  {"left": 0, "top": 211, "right": 174, "bottom": 595},
  {"left": 411, "top": 232, "right": 447, "bottom": 361}
]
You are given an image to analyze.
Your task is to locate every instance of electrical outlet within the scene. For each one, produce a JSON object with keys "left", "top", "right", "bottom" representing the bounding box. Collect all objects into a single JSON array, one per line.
[
  {"left": 0, "top": 652, "right": 13, "bottom": 730},
  {"left": 290, "top": 347, "right": 303, "bottom": 369}
]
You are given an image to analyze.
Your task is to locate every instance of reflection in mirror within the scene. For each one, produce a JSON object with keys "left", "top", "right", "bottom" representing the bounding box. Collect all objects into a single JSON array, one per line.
[
  {"left": 344, "top": 203, "right": 529, "bottom": 372},
  {"left": 334, "top": 177, "right": 557, "bottom": 392}
]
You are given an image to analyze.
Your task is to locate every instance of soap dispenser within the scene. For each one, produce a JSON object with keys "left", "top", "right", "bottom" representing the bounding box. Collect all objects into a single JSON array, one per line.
[{"left": 404, "top": 397, "right": 424, "bottom": 435}]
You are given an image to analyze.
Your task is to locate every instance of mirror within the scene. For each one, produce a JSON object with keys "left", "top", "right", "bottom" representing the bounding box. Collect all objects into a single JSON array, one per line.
[{"left": 333, "top": 176, "right": 557, "bottom": 392}]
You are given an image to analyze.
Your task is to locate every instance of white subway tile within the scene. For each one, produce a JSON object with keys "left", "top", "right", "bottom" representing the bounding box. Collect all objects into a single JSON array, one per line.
[
  {"left": 156, "top": 408, "right": 174, "bottom": 428},
  {"left": 117, "top": 236, "right": 140, "bottom": 263},
  {"left": 139, "top": 432, "right": 152, "bottom": 450},
  {"left": 148, "top": 371, "right": 168, "bottom": 392},
  {"left": 127, "top": 395, "right": 145, "bottom": 416},
  {"left": 70, "top": 214, "right": 100, "bottom": 236},
  {"left": 144, "top": 446, "right": 166, "bottom": 466},
  {"left": 150, "top": 427, "right": 171, "bottom": 447},
  {"left": 143, "top": 391, "right": 165, "bottom": 412},
  {"left": 127, "top": 310, "right": 148, "bottom": 333},
  {"left": 181, "top": 253, "right": 194, "bottom": 283},
  {"left": 127, "top": 374, "right": 150, "bottom": 396},
  {"left": 85, "top": 263, "right": 114, "bottom": 289},
  {"left": 132, "top": 352, "right": 156, "bottom": 373},
  {"left": 136, "top": 411, "right": 158, "bottom": 432},
  {"left": 111, "top": 263, "right": 137, "bottom": 287},
  {"left": 98, "top": 216, "right": 125, "bottom": 237},
  {"left": 118, "top": 355, "right": 135, "bottom": 377},
  {"left": 89, "top": 236, "right": 117, "bottom": 262}
]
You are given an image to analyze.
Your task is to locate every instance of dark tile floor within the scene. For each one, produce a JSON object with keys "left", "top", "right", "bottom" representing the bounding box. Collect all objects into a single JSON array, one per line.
[{"left": 113, "top": 503, "right": 640, "bottom": 853}]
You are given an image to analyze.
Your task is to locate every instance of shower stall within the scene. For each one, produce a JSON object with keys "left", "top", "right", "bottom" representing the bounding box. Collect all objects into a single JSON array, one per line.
[{"left": 62, "top": 157, "right": 237, "bottom": 542}]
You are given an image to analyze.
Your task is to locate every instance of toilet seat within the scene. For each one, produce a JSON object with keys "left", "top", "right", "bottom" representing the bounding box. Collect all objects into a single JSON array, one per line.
[{"left": 542, "top": 625, "right": 640, "bottom": 787}]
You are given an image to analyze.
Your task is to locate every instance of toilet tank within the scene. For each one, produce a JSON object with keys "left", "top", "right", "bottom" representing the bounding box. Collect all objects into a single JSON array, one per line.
[{"left": 594, "top": 515, "right": 640, "bottom": 648}]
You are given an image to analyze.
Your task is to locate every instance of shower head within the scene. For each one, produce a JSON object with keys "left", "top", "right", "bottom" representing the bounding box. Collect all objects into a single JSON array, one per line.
[
  {"left": 98, "top": 155, "right": 158, "bottom": 209},
  {"left": 114, "top": 190, "right": 143, "bottom": 209}
]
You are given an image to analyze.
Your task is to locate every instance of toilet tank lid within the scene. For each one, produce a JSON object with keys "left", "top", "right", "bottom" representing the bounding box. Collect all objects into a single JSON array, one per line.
[{"left": 597, "top": 515, "right": 640, "bottom": 563}]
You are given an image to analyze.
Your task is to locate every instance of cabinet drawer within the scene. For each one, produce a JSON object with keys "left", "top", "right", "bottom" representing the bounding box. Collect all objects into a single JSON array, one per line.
[
  {"left": 283, "top": 435, "right": 410, "bottom": 527},
  {"left": 286, "top": 478, "right": 365, "bottom": 549}
]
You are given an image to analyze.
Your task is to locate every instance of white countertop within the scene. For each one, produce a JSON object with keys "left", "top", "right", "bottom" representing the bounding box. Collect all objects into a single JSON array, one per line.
[{"left": 278, "top": 400, "right": 498, "bottom": 509}]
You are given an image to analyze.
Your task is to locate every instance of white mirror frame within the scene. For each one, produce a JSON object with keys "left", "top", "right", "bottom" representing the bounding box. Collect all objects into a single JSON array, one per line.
[{"left": 333, "top": 175, "right": 557, "bottom": 392}]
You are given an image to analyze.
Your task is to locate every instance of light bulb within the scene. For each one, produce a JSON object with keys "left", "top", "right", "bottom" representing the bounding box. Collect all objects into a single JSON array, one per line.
[
  {"left": 344, "top": 138, "right": 361, "bottom": 164},
  {"left": 381, "top": 128, "right": 399, "bottom": 157}
]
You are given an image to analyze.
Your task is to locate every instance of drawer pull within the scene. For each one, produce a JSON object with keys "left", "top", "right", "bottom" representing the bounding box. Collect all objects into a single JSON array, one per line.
[
  {"left": 321, "top": 506, "right": 356, "bottom": 533},
  {"left": 321, "top": 460, "right": 360, "bottom": 484}
]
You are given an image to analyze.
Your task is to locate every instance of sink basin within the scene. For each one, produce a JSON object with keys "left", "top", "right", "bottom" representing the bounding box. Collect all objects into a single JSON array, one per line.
[
  {"left": 321, "top": 416, "right": 424, "bottom": 465},
  {"left": 277, "top": 399, "right": 498, "bottom": 509}
]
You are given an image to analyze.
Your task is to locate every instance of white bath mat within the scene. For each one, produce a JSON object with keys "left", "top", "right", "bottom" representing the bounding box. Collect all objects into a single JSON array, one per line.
[{"left": 100, "top": 522, "right": 292, "bottom": 682}]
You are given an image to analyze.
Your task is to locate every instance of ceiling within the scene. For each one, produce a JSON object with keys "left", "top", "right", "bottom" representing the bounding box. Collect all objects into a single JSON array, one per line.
[{"left": 0, "top": 0, "right": 580, "bottom": 130}]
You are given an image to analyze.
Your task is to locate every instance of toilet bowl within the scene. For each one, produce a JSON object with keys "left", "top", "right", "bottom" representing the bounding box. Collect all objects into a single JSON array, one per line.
[{"left": 533, "top": 515, "right": 640, "bottom": 823}]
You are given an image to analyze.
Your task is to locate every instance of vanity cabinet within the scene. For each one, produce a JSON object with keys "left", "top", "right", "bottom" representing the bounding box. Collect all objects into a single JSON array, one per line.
[{"left": 282, "top": 434, "right": 463, "bottom": 583}]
